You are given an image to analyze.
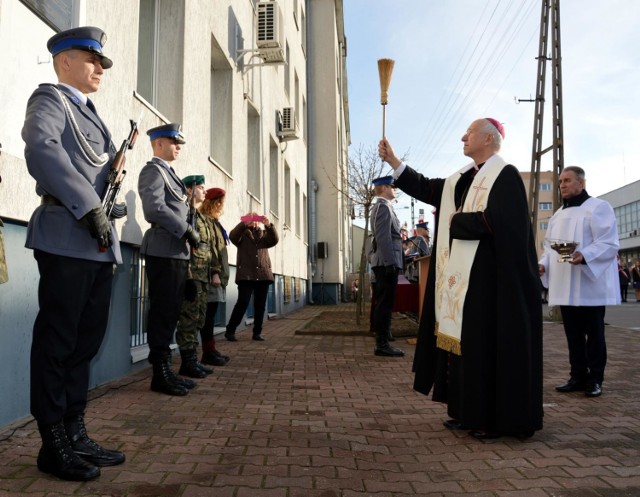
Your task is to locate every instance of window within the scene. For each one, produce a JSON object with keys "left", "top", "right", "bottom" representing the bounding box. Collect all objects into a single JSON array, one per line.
[
  {"left": 284, "top": 163, "right": 291, "bottom": 227},
  {"left": 540, "top": 183, "right": 552, "bottom": 191},
  {"left": 284, "top": 42, "right": 290, "bottom": 97},
  {"left": 283, "top": 276, "right": 291, "bottom": 304},
  {"left": 21, "top": 0, "right": 75, "bottom": 31},
  {"left": 302, "top": 193, "right": 308, "bottom": 242},
  {"left": 137, "top": 0, "right": 158, "bottom": 105},
  {"left": 539, "top": 202, "right": 552, "bottom": 211},
  {"left": 270, "top": 140, "right": 279, "bottom": 216},
  {"left": 137, "top": 0, "right": 185, "bottom": 117},
  {"left": 294, "top": 72, "right": 300, "bottom": 125},
  {"left": 247, "top": 103, "right": 261, "bottom": 198},
  {"left": 130, "top": 250, "right": 149, "bottom": 348},
  {"left": 302, "top": 96, "right": 307, "bottom": 142},
  {"left": 300, "top": 8, "right": 307, "bottom": 55},
  {"left": 295, "top": 180, "right": 301, "bottom": 236},
  {"left": 540, "top": 222, "right": 548, "bottom": 230},
  {"left": 210, "top": 35, "right": 233, "bottom": 174}
]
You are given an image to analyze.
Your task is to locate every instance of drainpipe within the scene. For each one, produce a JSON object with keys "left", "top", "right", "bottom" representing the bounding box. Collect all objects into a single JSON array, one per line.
[{"left": 308, "top": 179, "right": 318, "bottom": 303}]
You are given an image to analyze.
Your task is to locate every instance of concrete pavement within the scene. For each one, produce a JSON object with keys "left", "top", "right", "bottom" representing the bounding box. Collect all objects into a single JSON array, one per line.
[{"left": 0, "top": 303, "right": 639, "bottom": 496}]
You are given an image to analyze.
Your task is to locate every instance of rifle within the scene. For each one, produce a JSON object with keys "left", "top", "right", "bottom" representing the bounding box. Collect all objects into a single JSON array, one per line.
[{"left": 98, "top": 112, "right": 143, "bottom": 251}]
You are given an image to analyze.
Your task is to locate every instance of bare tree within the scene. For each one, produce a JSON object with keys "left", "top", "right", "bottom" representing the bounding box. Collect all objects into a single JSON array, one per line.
[{"left": 326, "top": 144, "right": 406, "bottom": 323}]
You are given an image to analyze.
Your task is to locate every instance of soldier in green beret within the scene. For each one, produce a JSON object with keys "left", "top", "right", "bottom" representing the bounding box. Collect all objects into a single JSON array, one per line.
[{"left": 175, "top": 175, "right": 216, "bottom": 378}]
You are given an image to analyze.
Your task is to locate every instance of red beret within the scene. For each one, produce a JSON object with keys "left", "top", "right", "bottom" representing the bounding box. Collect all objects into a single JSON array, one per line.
[
  {"left": 485, "top": 118, "right": 505, "bottom": 139},
  {"left": 205, "top": 187, "right": 225, "bottom": 200}
]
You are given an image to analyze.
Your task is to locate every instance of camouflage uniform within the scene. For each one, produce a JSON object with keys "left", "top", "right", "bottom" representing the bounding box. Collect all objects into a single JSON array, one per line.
[{"left": 176, "top": 211, "right": 214, "bottom": 349}]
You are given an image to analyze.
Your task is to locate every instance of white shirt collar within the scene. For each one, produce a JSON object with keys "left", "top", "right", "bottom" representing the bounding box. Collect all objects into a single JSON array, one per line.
[{"left": 58, "top": 83, "right": 88, "bottom": 105}]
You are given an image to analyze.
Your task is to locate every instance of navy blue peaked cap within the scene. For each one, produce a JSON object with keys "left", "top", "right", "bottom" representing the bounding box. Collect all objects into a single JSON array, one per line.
[
  {"left": 372, "top": 175, "right": 395, "bottom": 187},
  {"left": 47, "top": 26, "right": 113, "bottom": 69},
  {"left": 147, "top": 123, "right": 186, "bottom": 144}
]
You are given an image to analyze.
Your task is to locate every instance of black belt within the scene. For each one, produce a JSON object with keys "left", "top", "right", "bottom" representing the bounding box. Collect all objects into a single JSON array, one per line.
[{"left": 41, "top": 195, "right": 63, "bottom": 206}]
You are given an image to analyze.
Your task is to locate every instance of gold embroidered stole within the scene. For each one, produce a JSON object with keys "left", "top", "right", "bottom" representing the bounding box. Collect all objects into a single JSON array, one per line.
[{"left": 434, "top": 155, "right": 507, "bottom": 355}]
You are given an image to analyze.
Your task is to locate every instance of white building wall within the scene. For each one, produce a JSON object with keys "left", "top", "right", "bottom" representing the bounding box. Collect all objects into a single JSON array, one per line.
[
  {"left": 0, "top": 0, "right": 320, "bottom": 426},
  {"left": 307, "top": 0, "right": 350, "bottom": 303}
]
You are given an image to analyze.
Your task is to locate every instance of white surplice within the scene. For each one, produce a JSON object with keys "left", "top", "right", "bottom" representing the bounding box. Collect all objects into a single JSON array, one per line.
[{"left": 539, "top": 197, "right": 620, "bottom": 306}]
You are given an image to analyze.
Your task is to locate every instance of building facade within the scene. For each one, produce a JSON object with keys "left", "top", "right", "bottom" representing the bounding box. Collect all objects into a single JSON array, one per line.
[
  {"left": 306, "top": 0, "right": 350, "bottom": 304},
  {"left": 0, "top": 0, "right": 348, "bottom": 427},
  {"left": 521, "top": 170, "right": 556, "bottom": 257},
  {"left": 598, "top": 179, "right": 640, "bottom": 266}
]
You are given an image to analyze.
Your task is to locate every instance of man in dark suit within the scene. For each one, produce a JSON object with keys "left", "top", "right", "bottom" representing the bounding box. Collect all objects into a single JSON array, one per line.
[
  {"left": 22, "top": 26, "right": 125, "bottom": 481},
  {"left": 138, "top": 123, "right": 200, "bottom": 397},
  {"left": 369, "top": 176, "right": 405, "bottom": 357}
]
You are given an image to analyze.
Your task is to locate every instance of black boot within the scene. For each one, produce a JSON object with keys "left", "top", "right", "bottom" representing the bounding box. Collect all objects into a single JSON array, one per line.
[
  {"left": 388, "top": 330, "right": 396, "bottom": 342},
  {"left": 150, "top": 359, "right": 189, "bottom": 396},
  {"left": 37, "top": 421, "right": 100, "bottom": 481},
  {"left": 64, "top": 414, "right": 125, "bottom": 467},
  {"left": 224, "top": 330, "right": 237, "bottom": 341},
  {"left": 202, "top": 349, "right": 230, "bottom": 366},
  {"left": 374, "top": 333, "right": 405, "bottom": 357},
  {"left": 179, "top": 348, "right": 211, "bottom": 378}
]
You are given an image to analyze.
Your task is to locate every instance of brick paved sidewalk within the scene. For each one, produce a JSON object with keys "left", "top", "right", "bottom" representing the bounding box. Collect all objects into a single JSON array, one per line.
[{"left": 1, "top": 305, "right": 639, "bottom": 496}]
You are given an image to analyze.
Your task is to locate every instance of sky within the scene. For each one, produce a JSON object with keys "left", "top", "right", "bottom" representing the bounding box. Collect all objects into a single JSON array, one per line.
[{"left": 343, "top": 0, "right": 640, "bottom": 230}]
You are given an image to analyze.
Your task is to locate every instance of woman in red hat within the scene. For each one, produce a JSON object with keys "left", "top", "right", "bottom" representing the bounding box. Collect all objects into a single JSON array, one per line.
[{"left": 199, "top": 188, "right": 231, "bottom": 365}]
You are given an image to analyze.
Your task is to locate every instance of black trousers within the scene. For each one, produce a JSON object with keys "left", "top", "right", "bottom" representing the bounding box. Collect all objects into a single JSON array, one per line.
[
  {"left": 31, "top": 250, "right": 114, "bottom": 424},
  {"left": 226, "top": 280, "right": 271, "bottom": 335},
  {"left": 372, "top": 266, "right": 398, "bottom": 340},
  {"left": 560, "top": 305, "right": 607, "bottom": 384},
  {"left": 145, "top": 256, "right": 188, "bottom": 362}
]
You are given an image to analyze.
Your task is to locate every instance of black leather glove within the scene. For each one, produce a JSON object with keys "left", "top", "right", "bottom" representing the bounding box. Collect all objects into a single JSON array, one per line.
[
  {"left": 385, "top": 265, "right": 397, "bottom": 276},
  {"left": 184, "top": 225, "right": 201, "bottom": 248},
  {"left": 80, "top": 206, "right": 112, "bottom": 248},
  {"left": 184, "top": 279, "right": 198, "bottom": 302}
]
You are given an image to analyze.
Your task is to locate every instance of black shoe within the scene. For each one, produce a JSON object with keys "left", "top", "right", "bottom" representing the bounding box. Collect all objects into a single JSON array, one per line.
[
  {"left": 225, "top": 332, "right": 237, "bottom": 342},
  {"left": 555, "top": 378, "right": 586, "bottom": 392},
  {"left": 252, "top": 334, "right": 265, "bottom": 341},
  {"left": 469, "top": 430, "right": 501, "bottom": 440},
  {"left": 64, "top": 415, "right": 125, "bottom": 467},
  {"left": 374, "top": 344, "right": 405, "bottom": 357},
  {"left": 443, "top": 419, "right": 468, "bottom": 430},
  {"left": 214, "top": 349, "right": 230, "bottom": 360},
  {"left": 202, "top": 350, "right": 229, "bottom": 366},
  {"left": 37, "top": 421, "right": 101, "bottom": 481},
  {"left": 585, "top": 382, "right": 602, "bottom": 397}
]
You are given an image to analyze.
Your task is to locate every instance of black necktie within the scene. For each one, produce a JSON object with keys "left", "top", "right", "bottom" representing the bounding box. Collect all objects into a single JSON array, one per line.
[{"left": 86, "top": 98, "right": 97, "bottom": 115}]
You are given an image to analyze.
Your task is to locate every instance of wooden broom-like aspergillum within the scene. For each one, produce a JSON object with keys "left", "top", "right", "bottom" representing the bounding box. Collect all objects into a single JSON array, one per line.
[{"left": 377, "top": 58, "right": 395, "bottom": 138}]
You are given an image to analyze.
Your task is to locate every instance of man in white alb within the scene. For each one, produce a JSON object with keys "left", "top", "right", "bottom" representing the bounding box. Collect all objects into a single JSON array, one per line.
[{"left": 539, "top": 166, "right": 620, "bottom": 398}]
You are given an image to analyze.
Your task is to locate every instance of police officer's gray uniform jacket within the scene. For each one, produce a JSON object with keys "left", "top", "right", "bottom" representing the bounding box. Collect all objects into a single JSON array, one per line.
[
  {"left": 369, "top": 197, "right": 403, "bottom": 269},
  {"left": 22, "top": 83, "right": 121, "bottom": 263},
  {"left": 138, "top": 157, "right": 190, "bottom": 260}
]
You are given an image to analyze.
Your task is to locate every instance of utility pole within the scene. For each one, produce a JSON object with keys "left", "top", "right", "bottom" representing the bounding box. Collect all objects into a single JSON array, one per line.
[{"left": 516, "top": 0, "right": 565, "bottom": 232}]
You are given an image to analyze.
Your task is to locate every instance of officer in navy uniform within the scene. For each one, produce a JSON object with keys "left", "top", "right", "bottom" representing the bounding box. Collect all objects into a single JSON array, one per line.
[
  {"left": 369, "top": 176, "right": 405, "bottom": 357},
  {"left": 414, "top": 221, "right": 431, "bottom": 256},
  {"left": 138, "top": 123, "right": 201, "bottom": 397},
  {"left": 22, "top": 26, "right": 125, "bottom": 482}
]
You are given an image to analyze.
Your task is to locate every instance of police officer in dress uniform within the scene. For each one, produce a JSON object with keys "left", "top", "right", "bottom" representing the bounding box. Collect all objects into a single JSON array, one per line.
[
  {"left": 175, "top": 174, "right": 215, "bottom": 378},
  {"left": 369, "top": 176, "right": 405, "bottom": 357},
  {"left": 22, "top": 27, "right": 125, "bottom": 481},
  {"left": 414, "top": 221, "right": 431, "bottom": 256},
  {"left": 138, "top": 123, "right": 201, "bottom": 396}
]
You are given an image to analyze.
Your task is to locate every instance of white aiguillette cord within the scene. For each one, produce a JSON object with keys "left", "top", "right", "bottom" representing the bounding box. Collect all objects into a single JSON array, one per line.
[{"left": 51, "top": 85, "right": 109, "bottom": 167}]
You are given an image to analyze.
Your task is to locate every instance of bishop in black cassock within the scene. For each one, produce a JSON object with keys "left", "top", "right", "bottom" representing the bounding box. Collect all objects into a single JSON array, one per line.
[{"left": 379, "top": 118, "right": 543, "bottom": 439}]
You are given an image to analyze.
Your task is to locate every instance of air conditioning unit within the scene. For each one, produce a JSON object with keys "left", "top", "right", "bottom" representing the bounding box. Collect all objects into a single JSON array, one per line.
[
  {"left": 257, "top": 1, "right": 285, "bottom": 62},
  {"left": 278, "top": 107, "right": 299, "bottom": 140}
]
